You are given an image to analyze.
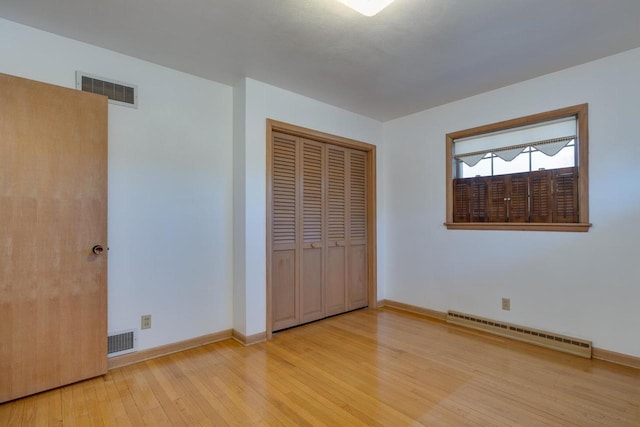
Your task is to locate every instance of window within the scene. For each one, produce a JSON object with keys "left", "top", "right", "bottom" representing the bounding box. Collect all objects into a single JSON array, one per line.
[{"left": 445, "top": 104, "right": 590, "bottom": 231}]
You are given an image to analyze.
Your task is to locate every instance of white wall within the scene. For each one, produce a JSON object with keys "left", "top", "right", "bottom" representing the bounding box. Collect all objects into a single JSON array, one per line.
[
  {"left": 234, "top": 78, "right": 383, "bottom": 336},
  {"left": 383, "top": 47, "right": 640, "bottom": 357},
  {"left": 0, "top": 18, "right": 234, "bottom": 350}
]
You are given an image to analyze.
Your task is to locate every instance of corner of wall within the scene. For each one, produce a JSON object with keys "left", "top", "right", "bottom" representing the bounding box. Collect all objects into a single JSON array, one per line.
[{"left": 232, "top": 79, "right": 248, "bottom": 335}]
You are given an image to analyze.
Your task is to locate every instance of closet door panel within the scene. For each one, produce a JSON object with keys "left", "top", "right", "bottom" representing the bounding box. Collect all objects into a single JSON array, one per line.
[
  {"left": 272, "top": 250, "right": 297, "bottom": 330},
  {"left": 326, "top": 246, "right": 346, "bottom": 315},
  {"left": 347, "top": 150, "right": 368, "bottom": 309},
  {"left": 271, "top": 133, "right": 299, "bottom": 330},
  {"left": 302, "top": 248, "right": 323, "bottom": 322},
  {"left": 301, "top": 140, "right": 324, "bottom": 322},
  {"left": 325, "top": 145, "right": 347, "bottom": 315},
  {"left": 348, "top": 244, "right": 368, "bottom": 309}
]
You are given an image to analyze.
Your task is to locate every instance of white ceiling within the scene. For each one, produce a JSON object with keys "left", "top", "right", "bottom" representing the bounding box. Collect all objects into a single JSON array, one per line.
[{"left": 2, "top": 0, "right": 640, "bottom": 121}]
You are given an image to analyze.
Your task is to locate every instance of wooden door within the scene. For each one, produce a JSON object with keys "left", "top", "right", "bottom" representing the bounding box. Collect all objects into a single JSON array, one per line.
[{"left": 0, "top": 73, "right": 108, "bottom": 403}]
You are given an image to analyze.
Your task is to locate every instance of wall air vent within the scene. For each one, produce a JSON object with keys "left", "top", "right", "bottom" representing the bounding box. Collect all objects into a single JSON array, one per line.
[
  {"left": 447, "top": 310, "right": 592, "bottom": 359},
  {"left": 76, "top": 71, "right": 138, "bottom": 108},
  {"left": 107, "top": 329, "right": 137, "bottom": 358}
]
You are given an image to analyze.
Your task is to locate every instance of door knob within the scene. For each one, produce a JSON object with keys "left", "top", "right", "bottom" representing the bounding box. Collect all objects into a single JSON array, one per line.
[{"left": 92, "top": 245, "right": 104, "bottom": 255}]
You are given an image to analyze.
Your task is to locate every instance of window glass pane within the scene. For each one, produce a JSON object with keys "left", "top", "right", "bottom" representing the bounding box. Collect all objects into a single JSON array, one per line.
[
  {"left": 461, "top": 157, "right": 492, "bottom": 178},
  {"left": 531, "top": 145, "right": 574, "bottom": 171},
  {"left": 493, "top": 151, "right": 530, "bottom": 176}
]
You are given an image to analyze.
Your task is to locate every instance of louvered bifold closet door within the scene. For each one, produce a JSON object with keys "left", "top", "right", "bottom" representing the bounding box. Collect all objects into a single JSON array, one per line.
[
  {"left": 325, "top": 145, "right": 347, "bottom": 315},
  {"left": 347, "top": 149, "right": 368, "bottom": 309},
  {"left": 301, "top": 139, "right": 325, "bottom": 323},
  {"left": 270, "top": 131, "right": 370, "bottom": 332},
  {"left": 271, "top": 133, "right": 299, "bottom": 331}
]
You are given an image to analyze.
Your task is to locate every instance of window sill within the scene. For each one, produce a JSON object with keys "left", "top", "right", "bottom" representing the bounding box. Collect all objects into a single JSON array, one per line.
[{"left": 444, "top": 222, "right": 592, "bottom": 232}]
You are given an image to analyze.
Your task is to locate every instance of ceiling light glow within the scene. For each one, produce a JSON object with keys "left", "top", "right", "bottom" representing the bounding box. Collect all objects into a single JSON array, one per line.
[{"left": 337, "top": 0, "right": 396, "bottom": 16}]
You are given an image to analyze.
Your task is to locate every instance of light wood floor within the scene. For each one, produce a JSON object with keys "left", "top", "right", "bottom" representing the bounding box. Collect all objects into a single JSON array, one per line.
[{"left": 1, "top": 308, "right": 639, "bottom": 426}]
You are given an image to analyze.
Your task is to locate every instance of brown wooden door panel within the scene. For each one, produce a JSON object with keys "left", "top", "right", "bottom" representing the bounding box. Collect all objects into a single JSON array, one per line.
[
  {"left": 325, "top": 145, "right": 347, "bottom": 315},
  {"left": 348, "top": 150, "right": 367, "bottom": 242},
  {"left": 272, "top": 133, "right": 298, "bottom": 248},
  {"left": 0, "top": 73, "right": 107, "bottom": 403},
  {"left": 301, "top": 140, "right": 325, "bottom": 323},
  {"left": 326, "top": 246, "right": 346, "bottom": 315},
  {"left": 272, "top": 250, "right": 298, "bottom": 331},
  {"left": 347, "top": 150, "right": 368, "bottom": 308},
  {"left": 272, "top": 133, "right": 300, "bottom": 330},
  {"left": 301, "top": 248, "right": 324, "bottom": 322},
  {"left": 327, "top": 146, "right": 346, "bottom": 244},
  {"left": 302, "top": 140, "right": 323, "bottom": 245},
  {"left": 348, "top": 244, "right": 368, "bottom": 309}
]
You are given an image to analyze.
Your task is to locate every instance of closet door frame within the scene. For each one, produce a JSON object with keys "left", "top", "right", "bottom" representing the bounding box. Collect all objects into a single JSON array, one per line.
[{"left": 266, "top": 119, "right": 377, "bottom": 339}]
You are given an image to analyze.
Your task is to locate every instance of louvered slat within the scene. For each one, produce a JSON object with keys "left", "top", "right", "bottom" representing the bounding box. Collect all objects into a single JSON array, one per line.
[
  {"left": 554, "top": 167, "right": 578, "bottom": 223},
  {"left": 273, "top": 137, "right": 297, "bottom": 244},
  {"left": 453, "top": 179, "right": 470, "bottom": 222},
  {"left": 303, "top": 142, "right": 323, "bottom": 243},
  {"left": 470, "top": 178, "right": 488, "bottom": 222},
  {"left": 327, "top": 147, "right": 346, "bottom": 241},
  {"left": 509, "top": 174, "right": 529, "bottom": 222},
  {"left": 488, "top": 177, "right": 507, "bottom": 222},
  {"left": 349, "top": 151, "right": 366, "bottom": 240},
  {"left": 530, "top": 171, "right": 552, "bottom": 222}
]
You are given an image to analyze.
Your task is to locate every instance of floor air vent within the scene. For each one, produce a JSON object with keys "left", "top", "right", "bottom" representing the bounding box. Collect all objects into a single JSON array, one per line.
[
  {"left": 76, "top": 72, "right": 138, "bottom": 108},
  {"left": 108, "top": 329, "right": 137, "bottom": 358},
  {"left": 446, "top": 311, "right": 592, "bottom": 358}
]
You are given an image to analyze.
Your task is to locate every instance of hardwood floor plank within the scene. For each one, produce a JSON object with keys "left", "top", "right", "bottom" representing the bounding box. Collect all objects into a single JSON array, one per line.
[
  {"left": 1, "top": 308, "right": 638, "bottom": 426},
  {"left": 0, "top": 399, "right": 24, "bottom": 427},
  {"left": 146, "top": 358, "right": 208, "bottom": 426},
  {"left": 111, "top": 368, "right": 146, "bottom": 426},
  {"left": 45, "top": 390, "right": 63, "bottom": 427},
  {"left": 95, "top": 373, "right": 128, "bottom": 426},
  {"left": 19, "top": 394, "right": 37, "bottom": 426},
  {"left": 217, "top": 342, "right": 366, "bottom": 426}
]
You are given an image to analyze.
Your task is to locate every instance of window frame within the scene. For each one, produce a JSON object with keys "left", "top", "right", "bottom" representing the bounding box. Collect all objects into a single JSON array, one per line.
[{"left": 445, "top": 104, "right": 591, "bottom": 232}]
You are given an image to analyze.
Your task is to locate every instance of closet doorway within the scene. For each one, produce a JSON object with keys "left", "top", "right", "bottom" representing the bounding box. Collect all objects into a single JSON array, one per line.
[{"left": 266, "top": 120, "right": 377, "bottom": 335}]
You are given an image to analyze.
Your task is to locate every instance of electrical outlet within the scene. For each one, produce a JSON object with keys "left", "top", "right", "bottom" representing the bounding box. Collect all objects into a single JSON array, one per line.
[
  {"left": 141, "top": 314, "right": 151, "bottom": 330},
  {"left": 502, "top": 298, "right": 511, "bottom": 311}
]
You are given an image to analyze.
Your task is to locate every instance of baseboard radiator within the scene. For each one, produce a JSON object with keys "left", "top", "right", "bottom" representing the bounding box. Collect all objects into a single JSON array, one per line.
[{"left": 446, "top": 310, "right": 592, "bottom": 359}]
